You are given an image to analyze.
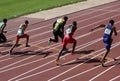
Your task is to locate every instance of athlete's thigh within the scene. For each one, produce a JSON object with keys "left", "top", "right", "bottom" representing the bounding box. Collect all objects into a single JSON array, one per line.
[
  {"left": 53, "top": 31, "right": 59, "bottom": 40},
  {"left": 68, "top": 38, "right": 76, "bottom": 43}
]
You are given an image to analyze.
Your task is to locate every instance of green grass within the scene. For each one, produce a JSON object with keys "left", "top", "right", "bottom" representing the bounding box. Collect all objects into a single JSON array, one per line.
[{"left": 0, "top": 0, "right": 86, "bottom": 21}]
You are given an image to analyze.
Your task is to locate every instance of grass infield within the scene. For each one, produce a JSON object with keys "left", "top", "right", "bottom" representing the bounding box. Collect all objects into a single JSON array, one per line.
[{"left": 0, "top": 0, "right": 86, "bottom": 21}]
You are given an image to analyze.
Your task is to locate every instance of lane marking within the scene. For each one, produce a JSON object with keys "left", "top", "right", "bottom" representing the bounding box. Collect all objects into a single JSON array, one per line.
[
  {"left": 109, "top": 75, "right": 120, "bottom": 81},
  {"left": 62, "top": 42, "right": 120, "bottom": 81},
  {"left": 15, "top": 41, "right": 120, "bottom": 81}
]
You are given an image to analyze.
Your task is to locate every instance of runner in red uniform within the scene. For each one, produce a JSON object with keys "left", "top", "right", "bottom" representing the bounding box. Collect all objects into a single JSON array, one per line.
[
  {"left": 55, "top": 21, "right": 77, "bottom": 65},
  {"left": 9, "top": 20, "right": 29, "bottom": 54}
]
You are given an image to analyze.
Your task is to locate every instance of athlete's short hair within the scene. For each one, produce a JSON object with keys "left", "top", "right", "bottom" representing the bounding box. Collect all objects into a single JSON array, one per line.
[
  {"left": 72, "top": 21, "right": 77, "bottom": 26},
  {"left": 109, "top": 19, "right": 115, "bottom": 25},
  {"left": 3, "top": 18, "right": 7, "bottom": 23},
  {"left": 64, "top": 16, "right": 68, "bottom": 21},
  {"left": 25, "top": 20, "right": 29, "bottom": 24}
]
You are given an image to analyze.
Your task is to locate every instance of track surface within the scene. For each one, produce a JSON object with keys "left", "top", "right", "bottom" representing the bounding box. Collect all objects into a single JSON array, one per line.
[{"left": 0, "top": 1, "right": 120, "bottom": 81}]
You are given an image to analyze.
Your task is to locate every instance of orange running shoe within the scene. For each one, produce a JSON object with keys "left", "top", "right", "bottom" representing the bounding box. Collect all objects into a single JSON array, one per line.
[{"left": 55, "top": 59, "right": 59, "bottom": 65}]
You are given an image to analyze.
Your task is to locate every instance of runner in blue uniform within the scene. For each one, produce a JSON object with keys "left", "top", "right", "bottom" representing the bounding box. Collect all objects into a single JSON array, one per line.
[{"left": 91, "top": 20, "right": 117, "bottom": 66}]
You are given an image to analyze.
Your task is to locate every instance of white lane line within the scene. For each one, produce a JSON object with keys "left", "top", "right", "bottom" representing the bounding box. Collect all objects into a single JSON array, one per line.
[
  {"left": 109, "top": 74, "right": 120, "bottom": 81},
  {"left": 7, "top": 36, "right": 103, "bottom": 81},
  {"left": 0, "top": 42, "right": 61, "bottom": 71},
  {"left": 10, "top": 27, "right": 120, "bottom": 80},
  {"left": 0, "top": 58, "right": 12, "bottom": 63},
  {"left": 1, "top": 19, "right": 120, "bottom": 75},
  {"left": 0, "top": 5, "right": 120, "bottom": 53},
  {"left": 8, "top": 4, "right": 120, "bottom": 81},
  {"left": 1, "top": 17, "right": 120, "bottom": 77},
  {"left": 5, "top": 3, "right": 120, "bottom": 42},
  {"left": 0, "top": 1, "right": 118, "bottom": 76},
  {"left": 89, "top": 62, "right": 120, "bottom": 81},
  {"left": 6, "top": 2, "right": 120, "bottom": 33},
  {"left": 88, "top": 8, "right": 120, "bottom": 13},
  {"left": 48, "top": 41, "right": 120, "bottom": 81},
  {"left": 62, "top": 42, "right": 120, "bottom": 81},
  {"left": 0, "top": 55, "right": 8, "bottom": 58},
  {"left": 14, "top": 41, "right": 120, "bottom": 81},
  {"left": 1, "top": 2, "right": 120, "bottom": 46},
  {"left": 1, "top": 36, "right": 102, "bottom": 73},
  {"left": 0, "top": 23, "right": 104, "bottom": 69}
]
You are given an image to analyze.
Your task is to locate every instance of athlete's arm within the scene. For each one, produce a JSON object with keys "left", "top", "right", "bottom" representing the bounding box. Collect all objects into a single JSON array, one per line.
[{"left": 113, "top": 27, "right": 117, "bottom": 36}]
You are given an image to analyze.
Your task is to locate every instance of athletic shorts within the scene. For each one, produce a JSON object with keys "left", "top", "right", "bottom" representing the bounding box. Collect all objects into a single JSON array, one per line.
[
  {"left": 103, "top": 37, "right": 112, "bottom": 50},
  {"left": 62, "top": 35, "right": 76, "bottom": 48},
  {"left": 16, "top": 34, "right": 28, "bottom": 41}
]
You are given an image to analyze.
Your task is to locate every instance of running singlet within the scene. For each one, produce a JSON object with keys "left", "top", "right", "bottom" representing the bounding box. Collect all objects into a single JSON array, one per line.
[
  {"left": 104, "top": 24, "right": 113, "bottom": 38},
  {"left": 0, "top": 22, "right": 4, "bottom": 33},
  {"left": 54, "top": 18, "right": 64, "bottom": 30},
  {"left": 66, "top": 25, "right": 72, "bottom": 35},
  {"left": 0, "top": 22, "right": 4, "bottom": 29},
  {"left": 17, "top": 24, "right": 24, "bottom": 36}
]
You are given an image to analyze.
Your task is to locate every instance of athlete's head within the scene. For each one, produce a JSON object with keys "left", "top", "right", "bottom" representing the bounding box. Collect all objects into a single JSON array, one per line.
[
  {"left": 109, "top": 19, "right": 115, "bottom": 25},
  {"left": 25, "top": 20, "right": 29, "bottom": 24},
  {"left": 72, "top": 21, "right": 77, "bottom": 26},
  {"left": 64, "top": 16, "right": 68, "bottom": 21},
  {"left": 3, "top": 18, "right": 7, "bottom": 23}
]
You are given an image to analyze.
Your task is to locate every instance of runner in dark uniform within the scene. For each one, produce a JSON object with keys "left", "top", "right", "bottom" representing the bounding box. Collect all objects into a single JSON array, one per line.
[
  {"left": 0, "top": 19, "right": 7, "bottom": 43},
  {"left": 48, "top": 16, "right": 68, "bottom": 45}
]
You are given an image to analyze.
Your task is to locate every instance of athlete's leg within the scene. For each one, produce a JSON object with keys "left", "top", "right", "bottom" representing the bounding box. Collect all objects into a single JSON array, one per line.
[
  {"left": 71, "top": 40, "right": 76, "bottom": 54},
  {"left": 9, "top": 37, "right": 19, "bottom": 54},
  {"left": 50, "top": 31, "right": 59, "bottom": 42},
  {"left": 101, "top": 39, "right": 112, "bottom": 66},
  {"left": 102, "top": 49, "right": 110, "bottom": 61},
  {"left": 0, "top": 34, "right": 7, "bottom": 43},
  {"left": 57, "top": 47, "right": 65, "bottom": 60},
  {"left": 25, "top": 34, "right": 29, "bottom": 47},
  {"left": 55, "top": 36, "right": 68, "bottom": 65},
  {"left": 58, "top": 31, "right": 64, "bottom": 42}
]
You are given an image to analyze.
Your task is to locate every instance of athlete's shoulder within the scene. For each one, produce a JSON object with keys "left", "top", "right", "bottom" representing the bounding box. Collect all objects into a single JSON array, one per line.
[{"left": 57, "top": 18, "right": 64, "bottom": 23}]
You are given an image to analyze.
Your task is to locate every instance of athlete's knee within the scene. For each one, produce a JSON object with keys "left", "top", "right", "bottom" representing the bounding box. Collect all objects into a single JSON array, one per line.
[
  {"left": 26, "top": 34, "right": 29, "bottom": 39},
  {"left": 106, "top": 44, "right": 111, "bottom": 50},
  {"left": 74, "top": 40, "right": 77, "bottom": 45}
]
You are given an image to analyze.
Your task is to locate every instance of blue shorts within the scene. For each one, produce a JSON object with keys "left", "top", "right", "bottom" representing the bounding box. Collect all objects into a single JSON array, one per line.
[{"left": 103, "top": 37, "right": 112, "bottom": 50}]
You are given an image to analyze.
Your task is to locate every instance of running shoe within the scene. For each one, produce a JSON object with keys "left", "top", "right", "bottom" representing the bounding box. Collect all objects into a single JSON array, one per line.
[
  {"left": 9, "top": 50, "right": 12, "bottom": 55},
  {"left": 100, "top": 62, "right": 104, "bottom": 67},
  {"left": 63, "top": 48, "right": 68, "bottom": 51},
  {"left": 100, "top": 60, "right": 105, "bottom": 67},
  {"left": 26, "top": 45, "right": 30, "bottom": 47},
  {"left": 55, "top": 59, "right": 59, "bottom": 65}
]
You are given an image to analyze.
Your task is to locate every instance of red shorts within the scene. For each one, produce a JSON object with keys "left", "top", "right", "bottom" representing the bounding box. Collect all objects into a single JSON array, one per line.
[
  {"left": 16, "top": 34, "right": 28, "bottom": 41},
  {"left": 62, "top": 35, "right": 76, "bottom": 48}
]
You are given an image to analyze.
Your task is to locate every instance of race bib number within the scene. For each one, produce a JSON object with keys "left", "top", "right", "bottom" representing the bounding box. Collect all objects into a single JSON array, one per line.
[{"left": 104, "top": 28, "right": 111, "bottom": 35}]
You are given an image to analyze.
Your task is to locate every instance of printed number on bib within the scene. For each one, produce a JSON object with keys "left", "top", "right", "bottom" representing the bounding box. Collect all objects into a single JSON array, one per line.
[{"left": 104, "top": 28, "right": 111, "bottom": 35}]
